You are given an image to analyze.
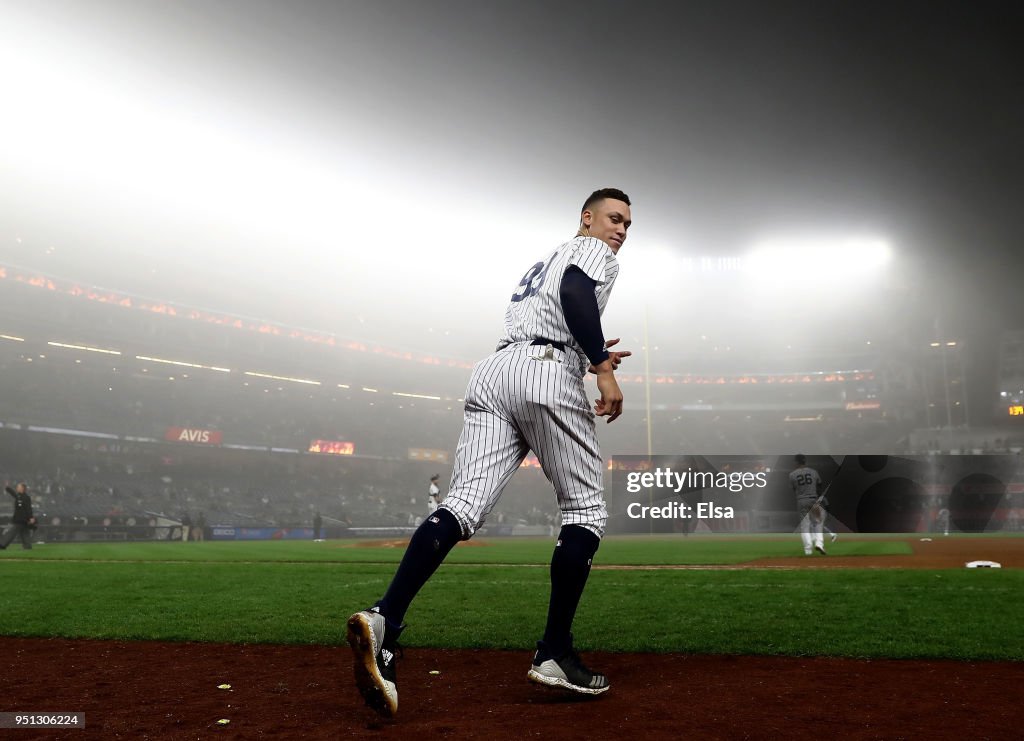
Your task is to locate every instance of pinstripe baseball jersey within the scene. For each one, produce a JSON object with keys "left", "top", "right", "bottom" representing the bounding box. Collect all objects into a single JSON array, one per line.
[
  {"left": 790, "top": 466, "right": 821, "bottom": 500},
  {"left": 438, "top": 235, "right": 618, "bottom": 540},
  {"left": 500, "top": 236, "right": 619, "bottom": 366}
]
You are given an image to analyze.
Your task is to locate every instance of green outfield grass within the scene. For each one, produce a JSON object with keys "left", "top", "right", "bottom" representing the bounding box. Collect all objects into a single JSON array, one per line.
[
  {"left": 0, "top": 534, "right": 911, "bottom": 564},
  {"left": 0, "top": 537, "right": 1021, "bottom": 661}
]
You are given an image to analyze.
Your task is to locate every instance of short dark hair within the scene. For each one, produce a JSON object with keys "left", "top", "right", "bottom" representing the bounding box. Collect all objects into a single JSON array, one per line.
[
  {"left": 795, "top": 454, "right": 806, "bottom": 465},
  {"left": 582, "top": 188, "right": 631, "bottom": 215}
]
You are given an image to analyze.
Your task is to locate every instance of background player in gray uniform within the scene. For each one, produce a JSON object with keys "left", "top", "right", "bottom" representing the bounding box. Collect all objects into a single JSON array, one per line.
[
  {"left": 790, "top": 454, "right": 826, "bottom": 555},
  {"left": 346, "top": 188, "right": 633, "bottom": 717}
]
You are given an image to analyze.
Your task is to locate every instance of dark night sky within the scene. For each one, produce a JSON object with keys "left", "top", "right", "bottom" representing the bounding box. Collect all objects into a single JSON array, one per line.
[{"left": 1, "top": 1, "right": 1022, "bottom": 368}]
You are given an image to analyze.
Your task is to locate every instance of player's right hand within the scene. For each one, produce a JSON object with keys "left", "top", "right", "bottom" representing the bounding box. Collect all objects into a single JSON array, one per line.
[
  {"left": 594, "top": 366, "right": 623, "bottom": 423},
  {"left": 589, "top": 337, "right": 632, "bottom": 374}
]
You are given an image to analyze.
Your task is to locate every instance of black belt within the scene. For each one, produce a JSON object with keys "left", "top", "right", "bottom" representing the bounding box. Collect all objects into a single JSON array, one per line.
[{"left": 530, "top": 338, "right": 566, "bottom": 352}]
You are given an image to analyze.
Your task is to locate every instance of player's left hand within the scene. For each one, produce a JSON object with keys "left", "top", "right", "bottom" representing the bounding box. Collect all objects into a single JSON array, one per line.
[
  {"left": 594, "top": 366, "right": 623, "bottom": 423},
  {"left": 589, "top": 338, "right": 632, "bottom": 374}
]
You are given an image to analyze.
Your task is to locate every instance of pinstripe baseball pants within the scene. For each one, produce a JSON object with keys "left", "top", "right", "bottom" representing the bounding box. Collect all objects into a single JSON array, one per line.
[{"left": 441, "top": 341, "right": 608, "bottom": 539}]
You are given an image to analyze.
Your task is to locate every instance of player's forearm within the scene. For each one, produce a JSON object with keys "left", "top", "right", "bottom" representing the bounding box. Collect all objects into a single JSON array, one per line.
[{"left": 559, "top": 267, "right": 609, "bottom": 366}]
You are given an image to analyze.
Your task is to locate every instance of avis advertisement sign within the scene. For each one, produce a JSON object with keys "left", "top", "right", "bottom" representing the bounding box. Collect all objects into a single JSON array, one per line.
[{"left": 164, "top": 427, "right": 224, "bottom": 445}]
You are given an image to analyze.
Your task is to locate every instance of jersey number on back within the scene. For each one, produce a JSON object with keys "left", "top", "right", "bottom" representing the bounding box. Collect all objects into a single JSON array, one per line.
[
  {"left": 795, "top": 473, "right": 814, "bottom": 486},
  {"left": 510, "top": 252, "right": 559, "bottom": 302}
]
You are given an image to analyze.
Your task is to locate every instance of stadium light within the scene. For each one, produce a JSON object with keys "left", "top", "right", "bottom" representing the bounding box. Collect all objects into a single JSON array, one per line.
[
  {"left": 392, "top": 391, "right": 442, "bottom": 401},
  {"left": 47, "top": 341, "right": 121, "bottom": 355},
  {"left": 743, "top": 236, "right": 892, "bottom": 281},
  {"left": 136, "top": 355, "right": 230, "bottom": 372},
  {"left": 0, "top": 12, "right": 568, "bottom": 305},
  {"left": 611, "top": 243, "right": 685, "bottom": 303},
  {"left": 243, "top": 371, "right": 320, "bottom": 386}
]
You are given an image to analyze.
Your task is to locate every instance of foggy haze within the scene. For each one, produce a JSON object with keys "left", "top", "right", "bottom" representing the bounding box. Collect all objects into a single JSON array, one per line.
[{"left": 2, "top": 0, "right": 1022, "bottom": 379}]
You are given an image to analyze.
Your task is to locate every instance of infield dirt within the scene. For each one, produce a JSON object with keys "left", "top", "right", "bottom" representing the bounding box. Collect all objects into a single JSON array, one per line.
[
  {"left": 2, "top": 637, "right": 1021, "bottom": 740},
  {"left": 3, "top": 537, "right": 1021, "bottom": 739}
]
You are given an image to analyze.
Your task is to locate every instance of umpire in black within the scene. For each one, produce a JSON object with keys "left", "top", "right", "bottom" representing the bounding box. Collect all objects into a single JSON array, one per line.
[{"left": 1, "top": 481, "right": 36, "bottom": 550}]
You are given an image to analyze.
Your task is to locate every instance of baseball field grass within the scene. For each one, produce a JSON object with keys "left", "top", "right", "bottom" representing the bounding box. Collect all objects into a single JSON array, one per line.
[
  {"left": 1, "top": 536, "right": 1021, "bottom": 661},
  {"left": 0, "top": 533, "right": 912, "bottom": 563}
]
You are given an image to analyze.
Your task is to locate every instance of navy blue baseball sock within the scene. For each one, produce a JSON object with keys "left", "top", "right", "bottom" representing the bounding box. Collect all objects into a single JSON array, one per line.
[
  {"left": 373, "top": 508, "right": 463, "bottom": 627},
  {"left": 541, "top": 525, "right": 600, "bottom": 658}
]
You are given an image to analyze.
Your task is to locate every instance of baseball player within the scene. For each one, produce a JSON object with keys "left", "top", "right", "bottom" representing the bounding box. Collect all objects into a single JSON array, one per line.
[
  {"left": 427, "top": 474, "right": 441, "bottom": 514},
  {"left": 790, "top": 454, "right": 826, "bottom": 555},
  {"left": 0, "top": 482, "right": 36, "bottom": 550},
  {"left": 346, "top": 188, "right": 632, "bottom": 717}
]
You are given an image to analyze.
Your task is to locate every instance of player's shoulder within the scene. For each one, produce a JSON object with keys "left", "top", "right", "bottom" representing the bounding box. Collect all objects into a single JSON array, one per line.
[
  {"left": 568, "top": 235, "right": 615, "bottom": 256},
  {"left": 563, "top": 237, "right": 618, "bottom": 276}
]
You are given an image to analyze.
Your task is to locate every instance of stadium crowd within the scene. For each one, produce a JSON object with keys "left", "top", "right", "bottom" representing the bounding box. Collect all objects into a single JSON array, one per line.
[{"left": 2, "top": 264, "right": 1022, "bottom": 541}]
